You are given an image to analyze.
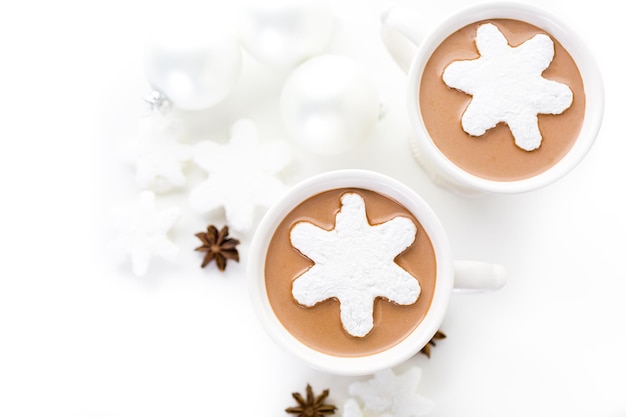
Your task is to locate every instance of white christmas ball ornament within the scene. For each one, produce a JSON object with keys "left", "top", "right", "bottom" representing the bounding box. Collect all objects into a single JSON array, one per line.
[
  {"left": 280, "top": 55, "right": 380, "bottom": 155},
  {"left": 144, "top": 27, "right": 241, "bottom": 111},
  {"left": 238, "top": 0, "right": 333, "bottom": 68}
]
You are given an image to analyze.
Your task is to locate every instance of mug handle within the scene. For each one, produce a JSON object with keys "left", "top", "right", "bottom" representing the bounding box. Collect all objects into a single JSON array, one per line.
[
  {"left": 380, "top": 4, "right": 426, "bottom": 74},
  {"left": 453, "top": 261, "right": 506, "bottom": 292}
]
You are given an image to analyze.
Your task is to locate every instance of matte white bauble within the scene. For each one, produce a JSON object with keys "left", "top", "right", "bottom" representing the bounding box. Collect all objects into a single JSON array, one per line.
[
  {"left": 238, "top": 0, "right": 333, "bottom": 68},
  {"left": 280, "top": 55, "right": 380, "bottom": 155},
  {"left": 144, "top": 27, "right": 241, "bottom": 111}
]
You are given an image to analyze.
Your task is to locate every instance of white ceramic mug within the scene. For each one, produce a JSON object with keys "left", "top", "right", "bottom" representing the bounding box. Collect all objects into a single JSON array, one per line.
[
  {"left": 381, "top": 2, "right": 604, "bottom": 195},
  {"left": 248, "top": 169, "right": 505, "bottom": 375}
]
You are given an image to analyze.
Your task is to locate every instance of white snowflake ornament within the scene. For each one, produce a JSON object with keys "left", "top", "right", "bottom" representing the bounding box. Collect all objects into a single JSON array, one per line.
[
  {"left": 341, "top": 398, "right": 365, "bottom": 417},
  {"left": 290, "top": 192, "right": 420, "bottom": 337},
  {"left": 120, "top": 110, "right": 192, "bottom": 192},
  {"left": 110, "top": 190, "right": 181, "bottom": 276},
  {"left": 348, "top": 367, "right": 434, "bottom": 417},
  {"left": 443, "top": 23, "right": 573, "bottom": 151},
  {"left": 189, "top": 119, "right": 291, "bottom": 232}
]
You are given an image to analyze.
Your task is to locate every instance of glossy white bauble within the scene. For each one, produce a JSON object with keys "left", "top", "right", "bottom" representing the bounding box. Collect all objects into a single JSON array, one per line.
[
  {"left": 238, "top": 0, "right": 333, "bottom": 68},
  {"left": 280, "top": 55, "right": 380, "bottom": 155},
  {"left": 144, "top": 27, "right": 241, "bottom": 111}
]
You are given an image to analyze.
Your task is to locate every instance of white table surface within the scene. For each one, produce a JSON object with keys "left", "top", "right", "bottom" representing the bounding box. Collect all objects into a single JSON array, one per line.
[{"left": 1, "top": 0, "right": 624, "bottom": 416}]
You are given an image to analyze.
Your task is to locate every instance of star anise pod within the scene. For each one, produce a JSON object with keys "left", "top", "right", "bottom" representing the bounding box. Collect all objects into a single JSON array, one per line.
[
  {"left": 419, "top": 330, "right": 447, "bottom": 358},
  {"left": 194, "top": 225, "right": 240, "bottom": 271},
  {"left": 285, "top": 384, "right": 336, "bottom": 417}
]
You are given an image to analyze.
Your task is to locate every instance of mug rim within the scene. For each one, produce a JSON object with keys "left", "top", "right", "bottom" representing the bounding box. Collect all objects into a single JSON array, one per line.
[
  {"left": 247, "top": 169, "right": 454, "bottom": 375},
  {"left": 408, "top": 0, "right": 604, "bottom": 194}
]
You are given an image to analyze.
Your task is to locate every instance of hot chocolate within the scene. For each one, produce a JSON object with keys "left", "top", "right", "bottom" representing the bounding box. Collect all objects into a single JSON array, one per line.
[
  {"left": 264, "top": 188, "right": 437, "bottom": 357},
  {"left": 419, "top": 18, "right": 585, "bottom": 181}
]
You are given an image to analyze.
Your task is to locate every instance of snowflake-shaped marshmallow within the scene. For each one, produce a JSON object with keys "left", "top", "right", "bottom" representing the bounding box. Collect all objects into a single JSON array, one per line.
[
  {"left": 189, "top": 119, "right": 291, "bottom": 232},
  {"left": 110, "top": 190, "right": 180, "bottom": 276},
  {"left": 348, "top": 367, "right": 434, "bottom": 417},
  {"left": 120, "top": 111, "right": 192, "bottom": 192},
  {"left": 442, "top": 23, "right": 573, "bottom": 151},
  {"left": 290, "top": 192, "right": 420, "bottom": 337}
]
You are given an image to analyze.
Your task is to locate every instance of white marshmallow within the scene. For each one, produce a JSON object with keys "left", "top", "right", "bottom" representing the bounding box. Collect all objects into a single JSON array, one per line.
[
  {"left": 443, "top": 23, "right": 573, "bottom": 151},
  {"left": 290, "top": 192, "right": 420, "bottom": 337}
]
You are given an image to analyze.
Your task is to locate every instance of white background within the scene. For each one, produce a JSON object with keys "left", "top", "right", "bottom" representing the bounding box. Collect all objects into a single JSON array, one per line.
[{"left": 1, "top": 0, "right": 624, "bottom": 416}]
